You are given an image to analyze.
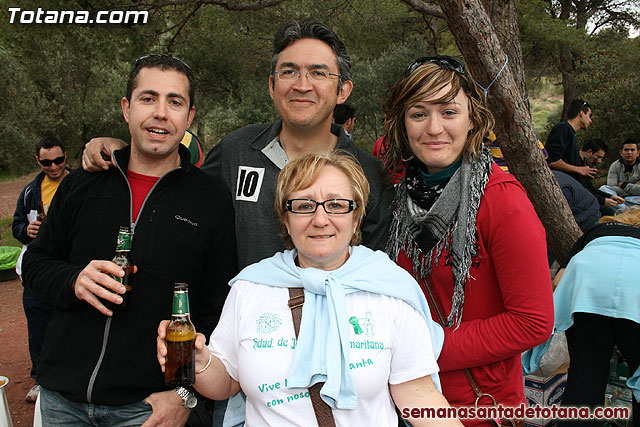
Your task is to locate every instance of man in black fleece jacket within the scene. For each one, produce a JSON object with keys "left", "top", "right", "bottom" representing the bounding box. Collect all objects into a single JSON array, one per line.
[{"left": 22, "top": 54, "right": 237, "bottom": 426}]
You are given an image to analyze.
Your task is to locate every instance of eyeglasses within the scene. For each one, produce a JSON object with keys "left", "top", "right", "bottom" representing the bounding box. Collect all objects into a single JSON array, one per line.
[
  {"left": 135, "top": 54, "right": 192, "bottom": 72},
  {"left": 38, "top": 156, "right": 65, "bottom": 167},
  {"left": 285, "top": 199, "right": 357, "bottom": 214},
  {"left": 274, "top": 69, "right": 340, "bottom": 82},
  {"left": 405, "top": 56, "right": 466, "bottom": 77}
]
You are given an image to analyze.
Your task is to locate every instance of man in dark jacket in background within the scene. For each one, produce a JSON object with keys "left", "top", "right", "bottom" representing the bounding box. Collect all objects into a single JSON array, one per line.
[
  {"left": 22, "top": 54, "right": 236, "bottom": 426},
  {"left": 552, "top": 170, "right": 600, "bottom": 233},
  {"left": 12, "top": 136, "right": 69, "bottom": 403}
]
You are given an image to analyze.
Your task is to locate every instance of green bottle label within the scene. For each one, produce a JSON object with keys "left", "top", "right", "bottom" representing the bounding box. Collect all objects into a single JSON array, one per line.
[
  {"left": 172, "top": 291, "right": 190, "bottom": 315},
  {"left": 116, "top": 231, "right": 132, "bottom": 252}
]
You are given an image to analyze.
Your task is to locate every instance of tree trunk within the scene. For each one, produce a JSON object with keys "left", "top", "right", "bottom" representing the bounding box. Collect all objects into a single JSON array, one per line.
[
  {"left": 436, "top": 0, "right": 582, "bottom": 262},
  {"left": 481, "top": 0, "right": 527, "bottom": 99},
  {"left": 558, "top": 50, "right": 578, "bottom": 121}
]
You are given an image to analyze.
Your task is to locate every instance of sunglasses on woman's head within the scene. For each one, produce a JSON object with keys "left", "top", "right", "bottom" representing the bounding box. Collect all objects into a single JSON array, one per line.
[
  {"left": 405, "top": 56, "right": 466, "bottom": 77},
  {"left": 38, "top": 156, "right": 65, "bottom": 167}
]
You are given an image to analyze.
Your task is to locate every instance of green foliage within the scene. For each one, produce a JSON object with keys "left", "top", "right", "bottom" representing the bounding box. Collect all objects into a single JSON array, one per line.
[
  {"left": 349, "top": 35, "right": 455, "bottom": 150},
  {"left": 0, "top": 217, "right": 20, "bottom": 247},
  {"left": 1, "top": 0, "right": 148, "bottom": 173},
  {"left": 574, "top": 34, "right": 640, "bottom": 160},
  {"left": 530, "top": 98, "right": 563, "bottom": 140},
  {"left": 1, "top": 0, "right": 457, "bottom": 162},
  {"left": 2, "top": 0, "right": 636, "bottom": 170},
  {"left": 517, "top": 0, "right": 589, "bottom": 84}
]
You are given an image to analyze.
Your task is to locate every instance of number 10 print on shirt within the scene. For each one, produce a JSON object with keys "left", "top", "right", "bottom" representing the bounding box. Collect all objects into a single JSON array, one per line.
[{"left": 236, "top": 166, "right": 265, "bottom": 202}]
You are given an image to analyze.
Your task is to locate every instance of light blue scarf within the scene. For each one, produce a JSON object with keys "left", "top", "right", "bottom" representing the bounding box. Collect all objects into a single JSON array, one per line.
[
  {"left": 231, "top": 245, "right": 444, "bottom": 410},
  {"left": 522, "top": 236, "right": 640, "bottom": 400}
]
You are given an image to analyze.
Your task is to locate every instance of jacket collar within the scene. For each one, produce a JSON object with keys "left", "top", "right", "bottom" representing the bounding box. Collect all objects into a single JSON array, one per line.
[
  {"left": 112, "top": 143, "right": 192, "bottom": 175},
  {"left": 249, "top": 120, "right": 352, "bottom": 152}
]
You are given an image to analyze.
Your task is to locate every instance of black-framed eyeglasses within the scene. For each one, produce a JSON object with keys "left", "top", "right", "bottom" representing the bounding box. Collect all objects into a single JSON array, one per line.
[
  {"left": 38, "top": 156, "right": 65, "bottom": 167},
  {"left": 285, "top": 199, "right": 357, "bottom": 214},
  {"left": 135, "top": 54, "right": 192, "bottom": 72},
  {"left": 274, "top": 69, "right": 340, "bottom": 82},
  {"left": 405, "top": 56, "right": 466, "bottom": 77}
]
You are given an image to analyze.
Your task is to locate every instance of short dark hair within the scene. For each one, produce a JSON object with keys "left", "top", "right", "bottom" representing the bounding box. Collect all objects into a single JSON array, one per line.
[
  {"left": 622, "top": 138, "right": 640, "bottom": 150},
  {"left": 582, "top": 138, "right": 607, "bottom": 154},
  {"left": 36, "top": 136, "right": 65, "bottom": 157},
  {"left": 126, "top": 54, "right": 195, "bottom": 109},
  {"left": 270, "top": 18, "right": 351, "bottom": 92},
  {"left": 333, "top": 104, "right": 356, "bottom": 125},
  {"left": 567, "top": 99, "right": 591, "bottom": 120}
]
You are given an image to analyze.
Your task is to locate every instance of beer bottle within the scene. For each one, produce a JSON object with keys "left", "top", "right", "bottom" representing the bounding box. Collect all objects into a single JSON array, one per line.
[
  {"left": 36, "top": 201, "right": 46, "bottom": 221},
  {"left": 165, "top": 283, "right": 196, "bottom": 387},
  {"left": 105, "top": 226, "right": 133, "bottom": 312}
]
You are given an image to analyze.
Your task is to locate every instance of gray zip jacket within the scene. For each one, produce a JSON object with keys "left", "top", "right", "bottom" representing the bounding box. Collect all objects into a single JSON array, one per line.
[
  {"left": 202, "top": 120, "right": 393, "bottom": 269},
  {"left": 607, "top": 159, "right": 640, "bottom": 196}
]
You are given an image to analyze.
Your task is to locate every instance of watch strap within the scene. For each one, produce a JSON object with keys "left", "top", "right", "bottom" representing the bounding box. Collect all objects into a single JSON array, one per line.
[{"left": 174, "top": 386, "right": 197, "bottom": 409}]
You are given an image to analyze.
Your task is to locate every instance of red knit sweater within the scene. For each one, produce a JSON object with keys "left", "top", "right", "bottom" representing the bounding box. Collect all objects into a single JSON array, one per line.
[{"left": 396, "top": 164, "right": 554, "bottom": 425}]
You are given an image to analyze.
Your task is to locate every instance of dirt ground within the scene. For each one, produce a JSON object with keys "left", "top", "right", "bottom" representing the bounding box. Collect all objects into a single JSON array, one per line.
[
  {"left": 1, "top": 173, "right": 39, "bottom": 426},
  {"left": 0, "top": 277, "right": 35, "bottom": 426}
]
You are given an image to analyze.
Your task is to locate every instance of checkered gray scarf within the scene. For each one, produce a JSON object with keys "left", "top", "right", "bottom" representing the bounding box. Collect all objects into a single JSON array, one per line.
[{"left": 386, "top": 148, "right": 493, "bottom": 327}]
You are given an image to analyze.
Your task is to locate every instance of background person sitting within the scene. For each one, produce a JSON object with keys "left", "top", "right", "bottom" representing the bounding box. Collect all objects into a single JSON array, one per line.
[
  {"left": 552, "top": 170, "right": 600, "bottom": 233},
  {"left": 602, "top": 138, "right": 640, "bottom": 197},
  {"left": 575, "top": 138, "right": 625, "bottom": 215},
  {"left": 157, "top": 151, "right": 461, "bottom": 427}
]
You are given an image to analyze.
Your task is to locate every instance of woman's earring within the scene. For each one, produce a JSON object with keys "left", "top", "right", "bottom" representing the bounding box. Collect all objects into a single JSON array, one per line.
[{"left": 401, "top": 154, "right": 414, "bottom": 162}]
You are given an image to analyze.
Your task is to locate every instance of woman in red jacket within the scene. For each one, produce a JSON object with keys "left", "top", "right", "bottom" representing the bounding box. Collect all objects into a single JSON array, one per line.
[{"left": 381, "top": 56, "right": 554, "bottom": 426}]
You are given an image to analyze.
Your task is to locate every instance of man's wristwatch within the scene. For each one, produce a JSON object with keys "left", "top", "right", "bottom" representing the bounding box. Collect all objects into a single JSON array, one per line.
[{"left": 175, "top": 387, "right": 198, "bottom": 409}]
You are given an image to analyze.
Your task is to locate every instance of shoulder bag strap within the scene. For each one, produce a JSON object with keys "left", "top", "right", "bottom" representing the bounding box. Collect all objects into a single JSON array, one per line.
[
  {"left": 423, "top": 280, "right": 523, "bottom": 427},
  {"left": 287, "top": 288, "right": 337, "bottom": 427},
  {"left": 420, "top": 280, "right": 499, "bottom": 406}
]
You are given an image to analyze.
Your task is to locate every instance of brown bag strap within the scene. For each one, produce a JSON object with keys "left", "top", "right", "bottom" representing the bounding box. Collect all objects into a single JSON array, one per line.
[
  {"left": 420, "top": 280, "right": 497, "bottom": 405},
  {"left": 287, "top": 288, "right": 337, "bottom": 427},
  {"left": 423, "top": 281, "right": 525, "bottom": 427}
]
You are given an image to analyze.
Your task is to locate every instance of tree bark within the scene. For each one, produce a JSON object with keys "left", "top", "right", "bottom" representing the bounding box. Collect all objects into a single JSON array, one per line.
[
  {"left": 434, "top": 0, "right": 582, "bottom": 262},
  {"left": 558, "top": 50, "right": 578, "bottom": 121}
]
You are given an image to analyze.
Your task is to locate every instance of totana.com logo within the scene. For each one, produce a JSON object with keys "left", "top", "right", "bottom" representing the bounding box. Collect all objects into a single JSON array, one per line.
[{"left": 7, "top": 7, "right": 148, "bottom": 24}]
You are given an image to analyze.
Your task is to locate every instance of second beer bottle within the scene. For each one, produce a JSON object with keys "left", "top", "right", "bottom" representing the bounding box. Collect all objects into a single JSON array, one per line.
[
  {"left": 106, "top": 226, "right": 133, "bottom": 312},
  {"left": 165, "top": 283, "right": 196, "bottom": 387}
]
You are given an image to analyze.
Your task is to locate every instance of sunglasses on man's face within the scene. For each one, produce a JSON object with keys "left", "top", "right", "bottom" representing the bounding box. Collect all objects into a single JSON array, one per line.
[
  {"left": 405, "top": 55, "right": 466, "bottom": 77},
  {"left": 38, "top": 156, "right": 65, "bottom": 167}
]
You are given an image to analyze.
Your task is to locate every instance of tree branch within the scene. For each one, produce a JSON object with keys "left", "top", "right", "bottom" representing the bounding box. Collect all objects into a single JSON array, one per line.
[
  {"left": 167, "top": 4, "right": 203, "bottom": 51},
  {"left": 399, "top": 0, "right": 446, "bottom": 19},
  {"left": 109, "top": 0, "right": 285, "bottom": 12}
]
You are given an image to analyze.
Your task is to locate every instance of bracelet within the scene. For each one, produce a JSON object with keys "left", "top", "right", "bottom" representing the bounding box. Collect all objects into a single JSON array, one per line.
[{"left": 196, "top": 352, "right": 212, "bottom": 374}]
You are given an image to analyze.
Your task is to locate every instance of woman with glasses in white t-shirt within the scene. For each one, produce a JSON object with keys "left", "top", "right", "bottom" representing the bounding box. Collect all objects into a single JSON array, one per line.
[{"left": 157, "top": 151, "right": 460, "bottom": 426}]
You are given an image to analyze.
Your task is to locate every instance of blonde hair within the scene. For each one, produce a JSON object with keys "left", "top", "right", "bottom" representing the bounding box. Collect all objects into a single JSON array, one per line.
[
  {"left": 275, "top": 151, "right": 370, "bottom": 248},
  {"left": 381, "top": 61, "right": 494, "bottom": 174},
  {"left": 600, "top": 207, "right": 640, "bottom": 226}
]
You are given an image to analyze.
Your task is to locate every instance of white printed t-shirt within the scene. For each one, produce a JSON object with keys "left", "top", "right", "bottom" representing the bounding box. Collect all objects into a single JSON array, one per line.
[{"left": 209, "top": 280, "right": 439, "bottom": 427}]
